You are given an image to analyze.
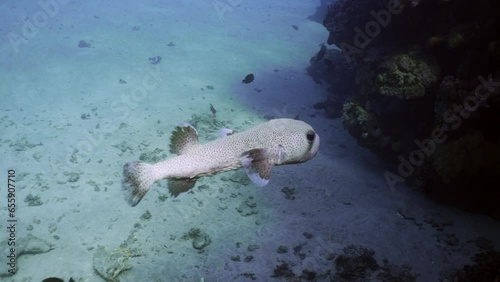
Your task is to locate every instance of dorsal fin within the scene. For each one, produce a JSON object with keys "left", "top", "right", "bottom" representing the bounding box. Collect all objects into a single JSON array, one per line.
[{"left": 169, "top": 123, "right": 198, "bottom": 155}]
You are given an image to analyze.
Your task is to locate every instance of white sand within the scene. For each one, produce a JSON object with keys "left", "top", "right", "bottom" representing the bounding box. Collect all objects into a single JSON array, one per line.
[{"left": 1, "top": 1, "right": 499, "bottom": 281}]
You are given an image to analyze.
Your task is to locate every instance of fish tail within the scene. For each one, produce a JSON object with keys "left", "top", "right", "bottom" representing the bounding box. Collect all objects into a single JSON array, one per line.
[{"left": 122, "top": 162, "right": 156, "bottom": 206}]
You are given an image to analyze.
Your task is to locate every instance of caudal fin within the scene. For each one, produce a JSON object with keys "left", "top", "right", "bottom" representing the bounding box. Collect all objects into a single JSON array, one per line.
[{"left": 122, "top": 162, "right": 156, "bottom": 206}]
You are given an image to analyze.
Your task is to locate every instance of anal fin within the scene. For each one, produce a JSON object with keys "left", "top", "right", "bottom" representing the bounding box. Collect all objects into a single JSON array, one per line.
[{"left": 168, "top": 178, "right": 197, "bottom": 197}]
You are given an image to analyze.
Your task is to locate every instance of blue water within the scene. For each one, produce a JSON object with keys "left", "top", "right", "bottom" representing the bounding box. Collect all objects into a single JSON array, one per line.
[{"left": 1, "top": 1, "right": 499, "bottom": 281}]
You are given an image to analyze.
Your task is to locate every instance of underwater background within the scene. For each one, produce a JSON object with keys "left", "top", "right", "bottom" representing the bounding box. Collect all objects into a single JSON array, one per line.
[{"left": 1, "top": 0, "right": 499, "bottom": 281}]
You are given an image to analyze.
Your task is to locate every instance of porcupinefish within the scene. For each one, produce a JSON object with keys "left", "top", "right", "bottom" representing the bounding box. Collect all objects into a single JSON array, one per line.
[{"left": 122, "top": 118, "right": 320, "bottom": 206}]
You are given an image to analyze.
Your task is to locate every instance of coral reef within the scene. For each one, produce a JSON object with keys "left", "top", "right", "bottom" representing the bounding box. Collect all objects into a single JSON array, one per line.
[
  {"left": 271, "top": 244, "right": 417, "bottom": 281},
  {"left": 334, "top": 245, "right": 379, "bottom": 281},
  {"left": 77, "top": 40, "right": 91, "bottom": 48},
  {"left": 307, "top": 0, "right": 331, "bottom": 23},
  {"left": 24, "top": 193, "right": 43, "bottom": 206},
  {"left": 307, "top": 48, "right": 356, "bottom": 117},
  {"left": 376, "top": 259, "right": 418, "bottom": 282},
  {"left": 92, "top": 245, "right": 142, "bottom": 282},
  {"left": 425, "top": 130, "right": 500, "bottom": 217},
  {"left": 453, "top": 252, "right": 500, "bottom": 282},
  {"left": 371, "top": 53, "right": 438, "bottom": 99},
  {"left": 323, "top": 0, "right": 384, "bottom": 47},
  {"left": 236, "top": 196, "right": 259, "bottom": 216},
  {"left": 317, "top": 0, "right": 500, "bottom": 219},
  {"left": 181, "top": 228, "right": 211, "bottom": 251},
  {"left": 148, "top": 56, "right": 161, "bottom": 65}
]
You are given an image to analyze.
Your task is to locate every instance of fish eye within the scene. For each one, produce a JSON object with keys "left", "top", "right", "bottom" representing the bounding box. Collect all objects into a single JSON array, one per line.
[{"left": 306, "top": 130, "right": 315, "bottom": 143}]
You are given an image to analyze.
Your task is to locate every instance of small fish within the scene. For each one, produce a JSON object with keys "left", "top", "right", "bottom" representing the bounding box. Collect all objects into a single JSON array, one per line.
[
  {"left": 209, "top": 104, "right": 217, "bottom": 115},
  {"left": 292, "top": 25, "right": 299, "bottom": 31},
  {"left": 242, "top": 73, "right": 254, "bottom": 84},
  {"left": 316, "top": 44, "right": 327, "bottom": 61},
  {"left": 122, "top": 119, "right": 320, "bottom": 206},
  {"left": 218, "top": 128, "right": 236, "bottom": 137}
]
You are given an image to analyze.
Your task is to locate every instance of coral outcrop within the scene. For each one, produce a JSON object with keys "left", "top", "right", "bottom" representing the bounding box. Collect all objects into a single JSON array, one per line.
[
  {"left": 371, "top": 53, "right": 438, "bottom": 99},
  {"left": 316, "top": 0, "right": 500, "bottom": 219}
]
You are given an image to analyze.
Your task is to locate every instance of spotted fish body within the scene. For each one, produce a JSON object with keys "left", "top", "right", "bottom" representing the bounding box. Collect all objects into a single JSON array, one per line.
[{"left": 122, "top": 118, "right": 320, "bottom": 206}]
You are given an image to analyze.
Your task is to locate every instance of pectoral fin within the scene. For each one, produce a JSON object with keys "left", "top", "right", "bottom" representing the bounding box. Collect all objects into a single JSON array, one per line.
[
  {"left": 218, "top": 128, "right": 237, "bottom": 137},
  {"left": 240, "top": 148, "right": 273, "bottom": 187},
  {"left": 168, "top": 178, "right": 197, "bottom": 197}
]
